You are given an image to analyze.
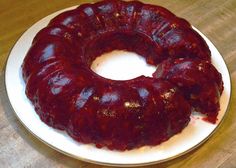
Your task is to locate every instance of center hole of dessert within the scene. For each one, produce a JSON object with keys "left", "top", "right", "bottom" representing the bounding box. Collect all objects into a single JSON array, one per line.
[{"left": 91, "top": 50, "right": 156, "bottom": 80}]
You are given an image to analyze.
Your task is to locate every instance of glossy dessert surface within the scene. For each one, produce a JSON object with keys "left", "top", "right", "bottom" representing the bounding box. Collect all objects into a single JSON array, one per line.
[{"left": 22, "top": 0, "right": 223, "bottom": 150}]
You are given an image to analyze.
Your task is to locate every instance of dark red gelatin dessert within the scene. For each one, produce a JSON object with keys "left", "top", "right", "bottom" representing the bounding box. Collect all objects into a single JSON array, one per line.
[{"left": 22, "top": 0, "right": 223, "bottom": 150}]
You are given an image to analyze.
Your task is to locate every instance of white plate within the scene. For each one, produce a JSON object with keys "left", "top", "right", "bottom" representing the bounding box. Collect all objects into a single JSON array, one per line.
[{"left": 5, "top": 6, "right": 231, "bottom": 167}]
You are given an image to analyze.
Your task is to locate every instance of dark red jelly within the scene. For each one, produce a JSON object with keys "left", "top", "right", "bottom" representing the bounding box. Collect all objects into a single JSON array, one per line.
[
  {"left": 153, "top": 58, "right": 223, "bottom": 123},
  {"left": 22, "top": 0, "right": 223, "bottom": 150}
]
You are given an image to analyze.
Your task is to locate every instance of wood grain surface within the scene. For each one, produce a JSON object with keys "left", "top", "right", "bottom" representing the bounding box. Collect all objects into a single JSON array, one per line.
[{"left": 0, "top": 0, "right": 236, "bottom": 167}]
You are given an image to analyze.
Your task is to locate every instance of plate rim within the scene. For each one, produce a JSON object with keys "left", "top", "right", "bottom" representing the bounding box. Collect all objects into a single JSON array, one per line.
[{"left": 3, "top": 5, "right": 232, "bottom": 167}]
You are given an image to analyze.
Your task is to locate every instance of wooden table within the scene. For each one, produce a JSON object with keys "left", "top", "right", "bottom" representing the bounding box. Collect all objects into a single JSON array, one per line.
[{"left": 0, "top": 0, "right": 235, "bottom": 167}]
